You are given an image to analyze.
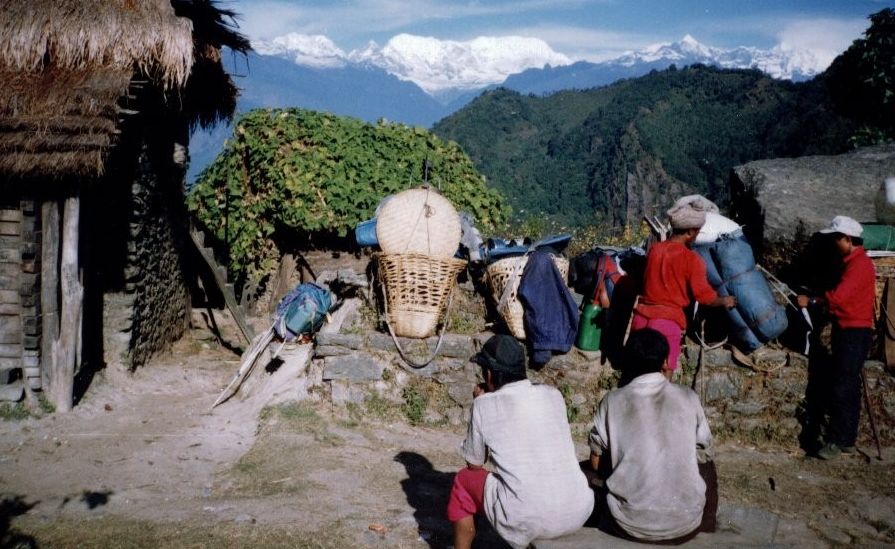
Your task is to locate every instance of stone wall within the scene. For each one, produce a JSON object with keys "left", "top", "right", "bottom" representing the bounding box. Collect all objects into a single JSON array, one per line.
[
  {"left": 307, "top": 325, "right": 895, "bottom": 448},
  {"left": 104, "top": 146, "right": 191, "bottom": 369}
]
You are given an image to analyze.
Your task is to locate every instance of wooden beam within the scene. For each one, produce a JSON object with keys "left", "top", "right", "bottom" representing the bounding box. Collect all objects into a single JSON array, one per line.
[
  {"left": 48, "top": 195, "right": 81, "bottom": 413},
  {"left": 41, "top": 200, "right": 60, "bottom": 394}
]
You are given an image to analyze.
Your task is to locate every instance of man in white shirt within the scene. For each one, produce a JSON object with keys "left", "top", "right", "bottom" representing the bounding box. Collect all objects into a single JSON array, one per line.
[
  {"left": 589, "top": 328, "right": 718, "bottom": 543},
  {"left": 447, "top": 335, "right": 594, "bottom": 549}
]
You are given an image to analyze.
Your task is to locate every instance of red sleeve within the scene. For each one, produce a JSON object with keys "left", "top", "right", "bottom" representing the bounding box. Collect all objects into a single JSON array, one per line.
[{"left": 688, "top": 251, "right": 718, "bottom": 305}]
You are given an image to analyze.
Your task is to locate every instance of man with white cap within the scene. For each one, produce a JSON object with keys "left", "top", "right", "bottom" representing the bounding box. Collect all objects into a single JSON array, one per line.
[
  {"left": 632, "top": 198, "right": 737, "bottom": 378},
  {"left": 797, "top": 215, "right": 876, "bottom": 460}
]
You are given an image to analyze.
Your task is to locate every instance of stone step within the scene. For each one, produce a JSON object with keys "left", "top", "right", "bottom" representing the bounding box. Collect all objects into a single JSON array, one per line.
[{"left": 0, "top": 380, "right": 23, "bottom": 402}]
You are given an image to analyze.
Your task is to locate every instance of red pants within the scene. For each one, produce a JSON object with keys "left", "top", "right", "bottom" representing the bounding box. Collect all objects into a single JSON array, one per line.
[
  {"left": 446, "top": 467, "right": 489, "bottom": 522},
  {"left": 631, "top": 313, "right": 682, "bottom": 371}
]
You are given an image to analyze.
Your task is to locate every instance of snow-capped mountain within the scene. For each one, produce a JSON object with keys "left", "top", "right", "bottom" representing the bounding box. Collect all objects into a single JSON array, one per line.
[
  {"left": 255, "top": 33, "right": 571, "bottom": 99},
  {"left": 254, "top": 34, "right": 347, "bottom": 69},
  {"left": 348, "top": 34, "right": 571, "bottom": 97},
  {"left": 502, "top": 34, "right": 822, "bottom": 95},
  {"left": 612, "top": 34, "right": 821, "bottom": 81},
  {"left": 254, "top": 33, "right": 824, "bottom": 100}
]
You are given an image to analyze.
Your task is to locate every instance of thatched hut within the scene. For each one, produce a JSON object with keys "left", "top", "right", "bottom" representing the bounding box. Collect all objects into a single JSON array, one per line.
[{"left": 0, "top": 0, "right": 249, "bottom": 410}]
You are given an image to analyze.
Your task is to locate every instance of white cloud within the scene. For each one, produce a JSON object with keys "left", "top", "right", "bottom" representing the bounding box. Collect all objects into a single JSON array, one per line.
[
  {"left": 774, "top": 18, "right": 865, "bottom": 72},
  {"left": 498, "top": 25, "right": 655, "bottom": 62}
]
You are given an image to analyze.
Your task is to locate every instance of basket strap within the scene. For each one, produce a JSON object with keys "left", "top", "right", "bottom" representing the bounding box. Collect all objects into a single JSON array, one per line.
[{"left": 385, "top": 290, "right": 455, "bottom": 369}]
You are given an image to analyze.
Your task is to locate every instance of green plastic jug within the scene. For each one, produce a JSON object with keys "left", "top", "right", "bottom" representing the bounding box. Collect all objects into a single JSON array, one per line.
[{"left": 576, "top": 303, "right": 603, "bottom": 351}]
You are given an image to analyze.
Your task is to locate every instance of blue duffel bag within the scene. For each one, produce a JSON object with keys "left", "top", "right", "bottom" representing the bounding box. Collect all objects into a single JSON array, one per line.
[
  {"left": 710, "top": 232, "right": 788, "bottom": 344},
  {"left": 693, "top": 245, "right": 762, "bottom": 353}
]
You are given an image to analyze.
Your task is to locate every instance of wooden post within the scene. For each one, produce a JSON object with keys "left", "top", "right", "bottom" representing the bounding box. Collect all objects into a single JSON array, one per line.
[
  {"left": 40, "top": 200, "right": 59, "bottom": 394},
  {"left": 268, "top": 253, "right": 296, "bottom": 314},
  {"left": 48, "top": 195, "right": 82, "bottom": 413}
]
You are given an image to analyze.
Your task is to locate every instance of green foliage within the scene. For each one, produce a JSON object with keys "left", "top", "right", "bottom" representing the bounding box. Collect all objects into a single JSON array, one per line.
[
  {"left": 558, "top": 382, "right": 580, "bottom": 423},
  {"left": 401, "top": 385, "right": 428, "bottom": 425},
  {"left": 826, "top": 8, "right": 895, "bottom": 143},
  {"left": 0, "top": 402, "right": 29, "bottom": 421},
  {"left": 189, "top": 108, "right": 507, "bottom": 284},
  {"left": 434, "top": 65, "right": 858, "bottom": 226}
]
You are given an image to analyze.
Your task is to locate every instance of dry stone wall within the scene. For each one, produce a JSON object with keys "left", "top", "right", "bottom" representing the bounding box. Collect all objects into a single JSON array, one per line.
[
  {"left": 308, "top": 323, "right": 895, "bottom": 448},
  {"left": 106, "top": 147, "right": 190, "bottom": 369}
]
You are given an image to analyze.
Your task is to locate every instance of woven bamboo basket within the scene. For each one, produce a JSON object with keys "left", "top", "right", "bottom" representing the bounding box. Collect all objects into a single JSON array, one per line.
[
  {"left": 376, "top": 187, "right": 461, "bottom": 258},
  {"left": 486, "top": 254, "right": 569, "bottom": 339},
  {"left": 376, "top": 253, "right": 468, "bottom": 338}
]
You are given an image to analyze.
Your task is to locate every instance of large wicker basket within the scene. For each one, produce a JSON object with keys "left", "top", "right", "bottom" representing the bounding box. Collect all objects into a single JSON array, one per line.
[
  {"left": 486, "top": 254, "right": 569, "bottom": 339},
  {"left": 376, "top": 187, "right": 461, "bottom": 258},
  {"left": 376, "top": 253, "right": 468, "bottom": 338}
]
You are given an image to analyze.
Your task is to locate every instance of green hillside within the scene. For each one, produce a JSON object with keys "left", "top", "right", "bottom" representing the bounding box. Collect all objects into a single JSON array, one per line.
[{"left": 433, "top": 65, "right": 858, "bottom": 226}]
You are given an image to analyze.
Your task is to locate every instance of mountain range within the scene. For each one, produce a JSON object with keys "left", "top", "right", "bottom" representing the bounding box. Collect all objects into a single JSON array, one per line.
[{"left": 188, "top": 34, "right": 829, "bottom": 181}]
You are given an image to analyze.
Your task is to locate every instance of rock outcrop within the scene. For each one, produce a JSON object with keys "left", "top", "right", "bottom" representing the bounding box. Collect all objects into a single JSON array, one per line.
[{"left": 729, "top": 144, "right": 895, "bottom": 269}]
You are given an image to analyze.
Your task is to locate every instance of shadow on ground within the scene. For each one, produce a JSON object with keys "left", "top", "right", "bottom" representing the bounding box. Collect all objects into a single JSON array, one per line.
[
  {"left": 1, "top": 495, "right": 38, "bottom": 548},
  {"left": 395, "top": 451, "right": 509, "bottom": 549}
]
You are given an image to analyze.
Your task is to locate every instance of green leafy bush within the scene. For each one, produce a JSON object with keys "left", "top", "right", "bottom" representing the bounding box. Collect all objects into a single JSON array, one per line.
[{"left": 189, "top": 108, "right": 507, "bottom": 284}]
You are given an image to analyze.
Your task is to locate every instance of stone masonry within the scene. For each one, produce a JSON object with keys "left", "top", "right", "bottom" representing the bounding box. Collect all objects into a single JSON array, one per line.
[{"left": 309, "top": 326, "right": 895, "bottom": 447}]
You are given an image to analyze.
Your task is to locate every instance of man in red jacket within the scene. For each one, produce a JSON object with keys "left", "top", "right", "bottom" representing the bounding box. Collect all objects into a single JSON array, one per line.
[
  {"left": 797, "top": 215, "right": 876, "bottom": 460},
  {"left": 632, "top": 200, "right": 736, "bottom": 378}
]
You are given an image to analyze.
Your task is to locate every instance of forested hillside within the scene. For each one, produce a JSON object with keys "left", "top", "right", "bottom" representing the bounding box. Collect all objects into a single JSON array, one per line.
[{"left": 433, "top": 65, "right": 858, "bottom": 225}]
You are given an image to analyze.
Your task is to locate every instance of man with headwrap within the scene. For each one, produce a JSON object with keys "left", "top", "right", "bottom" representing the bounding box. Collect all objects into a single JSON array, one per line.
[{"left": 632, "top": 198, "right": 737, "bottom": 378}]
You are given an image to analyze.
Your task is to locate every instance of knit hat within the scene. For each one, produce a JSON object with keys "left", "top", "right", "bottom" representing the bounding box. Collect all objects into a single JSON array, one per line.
[
  {"left": 471, "top": 334, "right": 526, "bottom": 375},
  {"left": 819, "top": 215, "right": 863, "bottom": 238},
  {"left": 667, "top": 197, "right": 708, "bottom": 230}
]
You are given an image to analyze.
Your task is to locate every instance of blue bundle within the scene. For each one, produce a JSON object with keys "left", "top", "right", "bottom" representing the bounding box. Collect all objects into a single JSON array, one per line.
[{"left": 694, "top": 232, "right": 787, "bottom": 353}]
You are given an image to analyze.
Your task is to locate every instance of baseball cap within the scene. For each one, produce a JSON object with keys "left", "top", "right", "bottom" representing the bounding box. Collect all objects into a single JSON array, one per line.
[
  {"left": 472, "top": 334, "right": 526, "bottom": 375},
  {"left": 819, "top": 215, "right": 863, "bottom": 238}
]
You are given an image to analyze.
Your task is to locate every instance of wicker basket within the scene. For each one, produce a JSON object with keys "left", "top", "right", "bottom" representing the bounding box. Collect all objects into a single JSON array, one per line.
[
  {"left": 376, "top": 187, "right": 461, "bottom": 258},
  {"left": 376, "top": 253, "right": 468, "bottom": 338},
  {"left": 486, "top": 254, "right": 569, "bottom": 339}
]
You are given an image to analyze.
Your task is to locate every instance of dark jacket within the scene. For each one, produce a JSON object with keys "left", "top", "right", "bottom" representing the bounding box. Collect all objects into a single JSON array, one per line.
[{"left": 518, "top": 250, "right": 579, "bottom": 365}]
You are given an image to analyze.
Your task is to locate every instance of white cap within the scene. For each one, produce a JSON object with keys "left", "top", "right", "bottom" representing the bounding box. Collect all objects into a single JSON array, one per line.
[{"left": 819, "top": 215, "right": 863, "bottom": 238}]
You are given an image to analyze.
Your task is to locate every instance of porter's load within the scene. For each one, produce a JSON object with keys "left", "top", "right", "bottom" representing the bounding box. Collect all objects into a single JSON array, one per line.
[
  {"left": 487, "top": 253, "right": 569, "bottom": 340},
  {"left": 876, "top": 176, "right": 895, "bottom": 224},
  {"left": 695, "top": 231, "right": 788, "bottom": 352},
  {"left": 695, "top": 212, "right": 741, "bottom": 244},
  {"left": 377, "top": 252, "right": 466, "bottom": 338},
  {"left": 693, "top": 245, "right": 762, "bottom": 352},
  {"left": 376, "top": 187, "right": 461, "bottom": 258}
]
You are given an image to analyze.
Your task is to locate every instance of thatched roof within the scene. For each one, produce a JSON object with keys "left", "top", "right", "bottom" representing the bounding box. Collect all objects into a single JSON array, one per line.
[{"left": 0, "top": 0, "right": 249, "bottom": 179}]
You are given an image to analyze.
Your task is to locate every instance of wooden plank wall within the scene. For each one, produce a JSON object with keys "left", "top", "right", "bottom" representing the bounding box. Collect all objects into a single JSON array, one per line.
[
  {"left": 0, "top": 205, "right": 24, "bottom": 400},
  {"left": 20, "top": 200, "right": 40, "bottom": 390},
  {"left": 0, "top": 200, "right": 41, "bottom": 401}
]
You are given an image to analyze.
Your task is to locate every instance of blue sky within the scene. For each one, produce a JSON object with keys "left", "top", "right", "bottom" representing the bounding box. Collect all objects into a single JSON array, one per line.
[{"left": 231, "top": 0, "right": 893, "bottom": 61}]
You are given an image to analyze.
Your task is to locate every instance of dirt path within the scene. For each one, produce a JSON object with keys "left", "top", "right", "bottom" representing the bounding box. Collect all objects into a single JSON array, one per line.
[{"left": 1, "top": 329, "right": 894, "bottom": 547}]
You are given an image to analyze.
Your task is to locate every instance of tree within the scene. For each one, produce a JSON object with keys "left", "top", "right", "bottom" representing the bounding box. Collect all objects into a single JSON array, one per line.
[{"left": 825, "top": 8, "right": 895, "bottom": 144}]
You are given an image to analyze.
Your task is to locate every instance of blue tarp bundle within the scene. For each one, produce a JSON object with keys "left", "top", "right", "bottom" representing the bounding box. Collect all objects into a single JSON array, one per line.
[{"left": 694, "top": 232, "right": 787, "bottom": 353}]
